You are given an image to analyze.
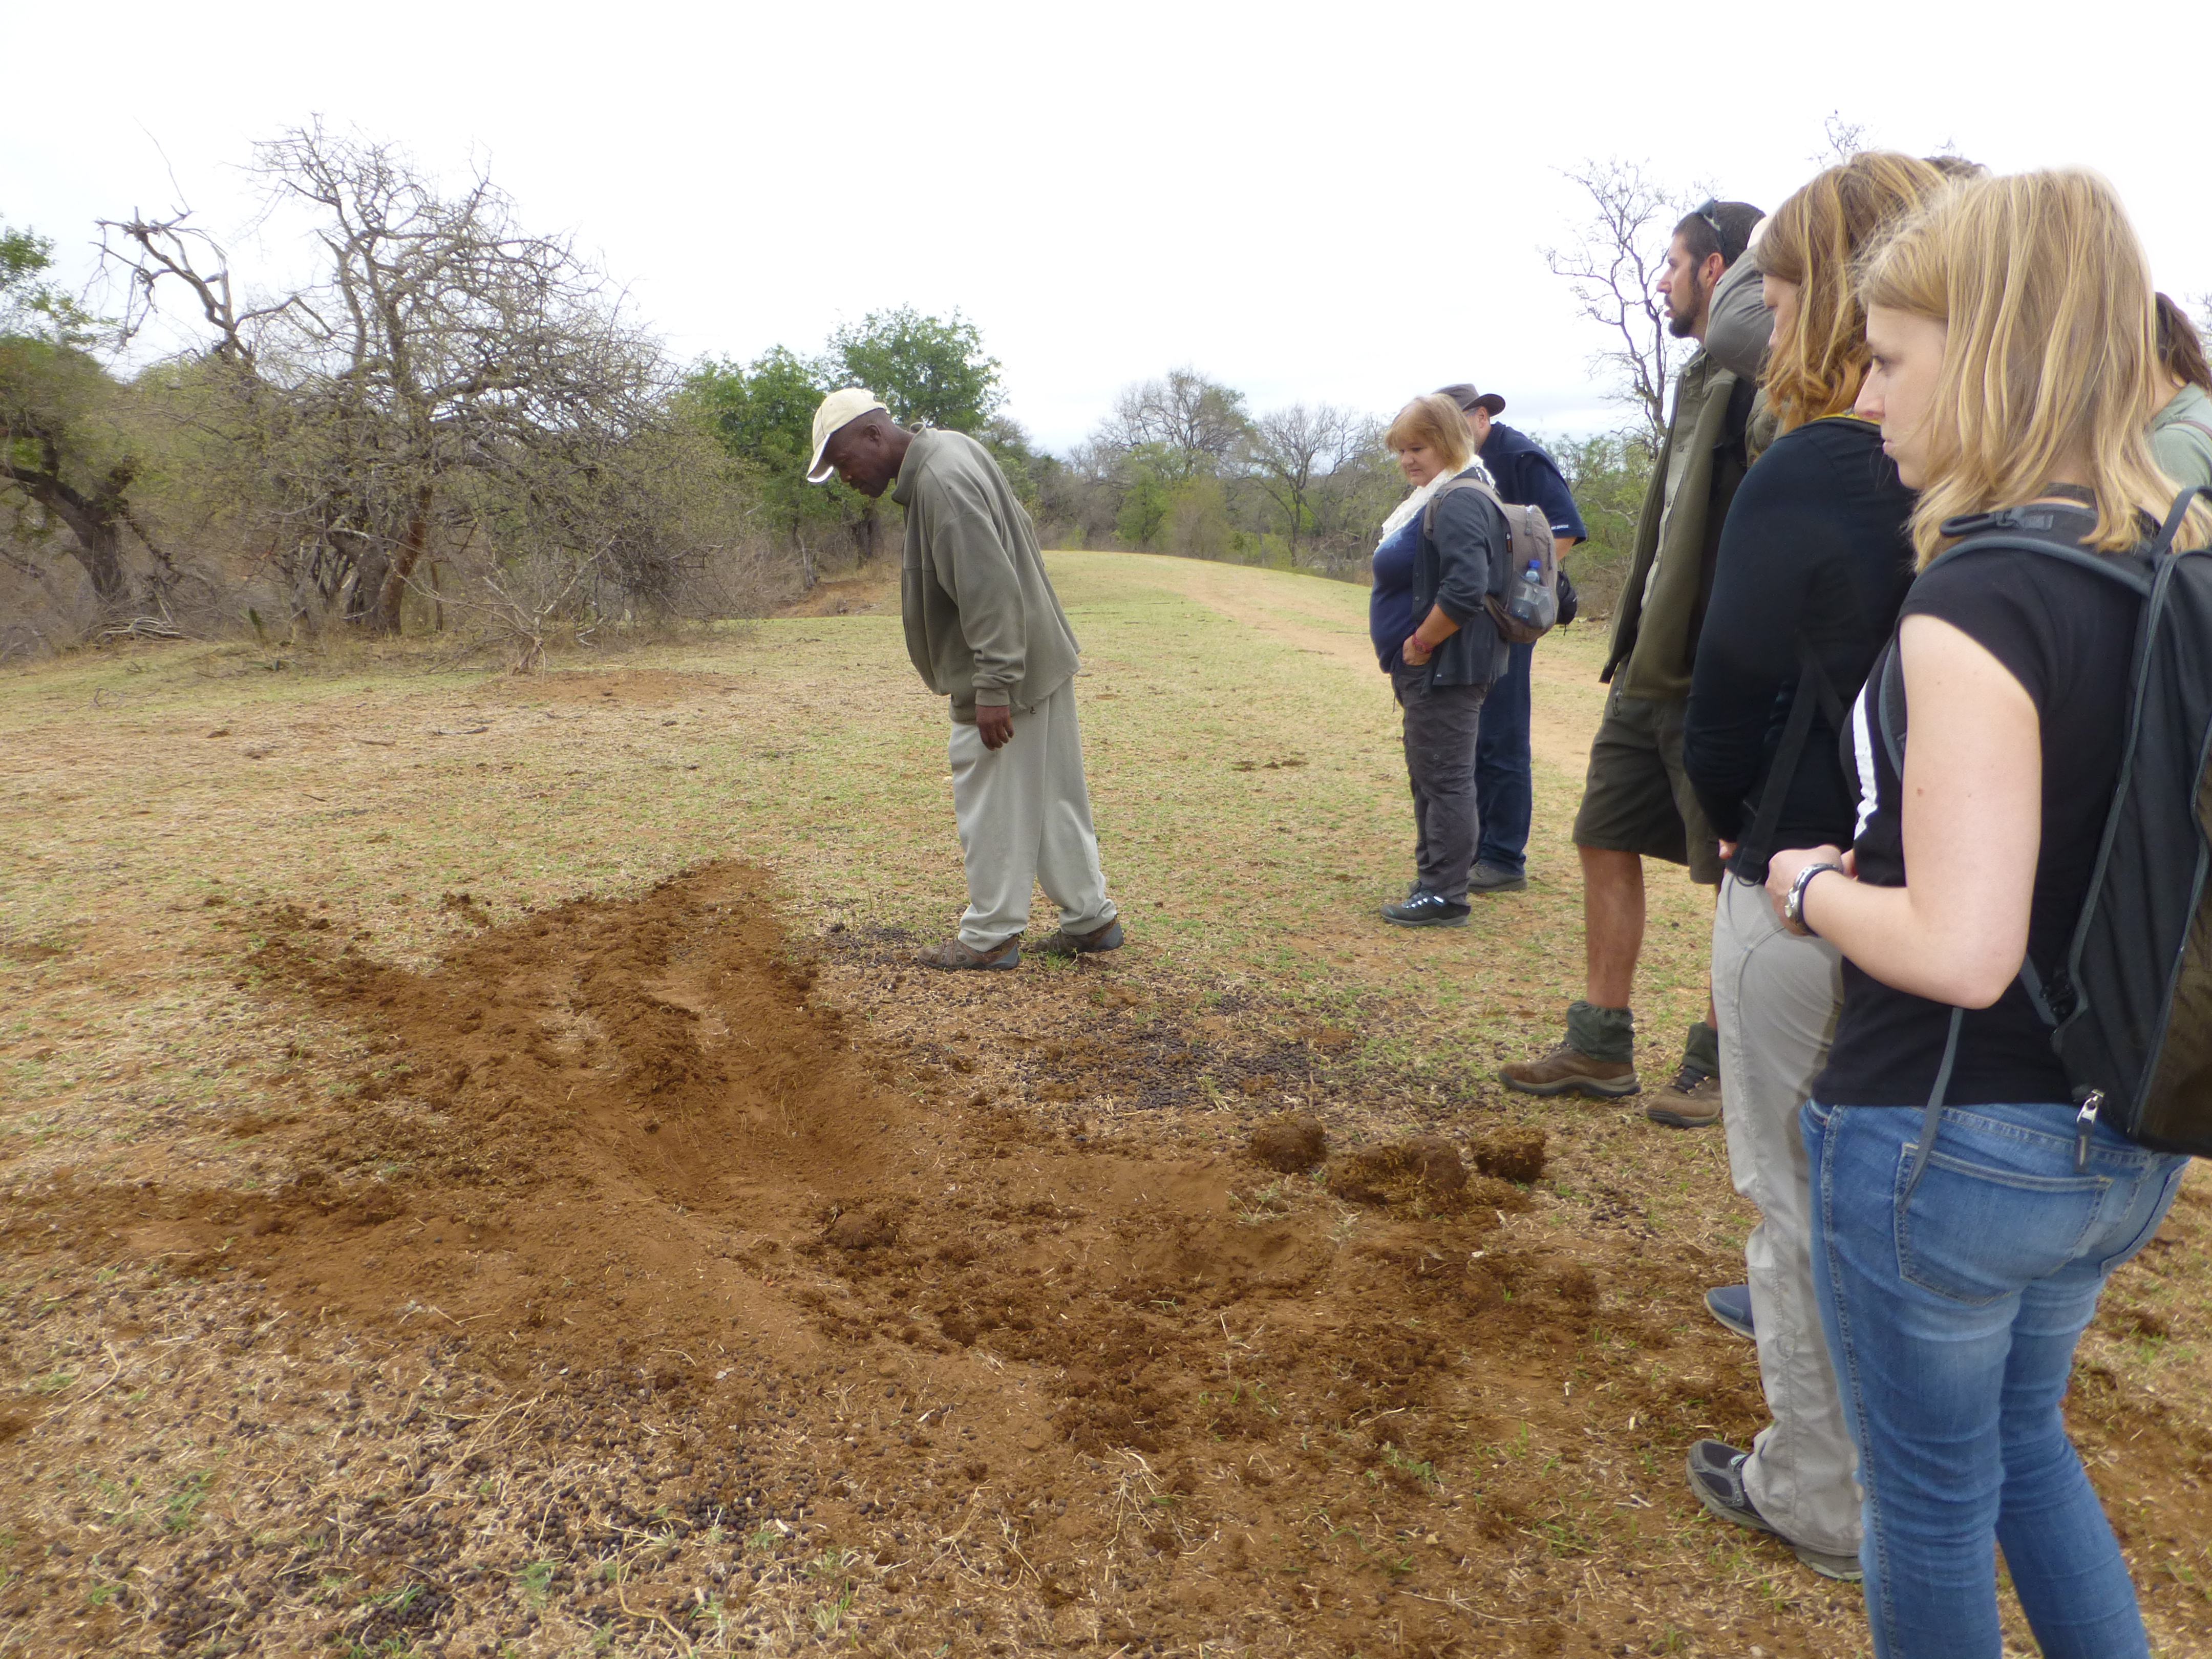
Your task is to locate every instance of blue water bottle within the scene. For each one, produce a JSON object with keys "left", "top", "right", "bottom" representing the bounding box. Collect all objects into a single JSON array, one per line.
[{"left": 1507, "top": 558, "right": 1546, "bottom": 627}]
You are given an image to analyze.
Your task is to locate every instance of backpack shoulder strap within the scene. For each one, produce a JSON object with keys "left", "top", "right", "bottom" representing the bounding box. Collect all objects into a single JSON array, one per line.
[
  {"left": 1924, "top": 530, "right": 2154, "bottom": 596},
  {"left": 1876, "top": 634, "right": 1907, "bottom": 778},
  {"left": 1421, "top": 475, "right": 1494, "bottom": 537},
  {"left": 1878, "top": 513, "right": 2170, "bottom": 771},
  {"left": 2152, "top": 484, "right": 2212, "bottom": 554},
  {"left": 1738, "top": 643, "right": 1849, "bottom": 872}
]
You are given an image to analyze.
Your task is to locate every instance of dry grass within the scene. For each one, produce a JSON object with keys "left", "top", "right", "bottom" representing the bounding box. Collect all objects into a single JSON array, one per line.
[{"left": 3, "top": 550, "right": 2207, "bottom": 1658}]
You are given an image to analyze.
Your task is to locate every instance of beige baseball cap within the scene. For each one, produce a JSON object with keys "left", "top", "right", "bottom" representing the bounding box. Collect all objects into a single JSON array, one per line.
[{"left": 806, "top": 388, "right": 888, "bottom": 483}]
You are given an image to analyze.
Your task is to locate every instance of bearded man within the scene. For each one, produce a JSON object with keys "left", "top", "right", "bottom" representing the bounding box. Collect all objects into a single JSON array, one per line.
[{"left": 1498, "top": 199, "right": 1763, "bottom": 1121}]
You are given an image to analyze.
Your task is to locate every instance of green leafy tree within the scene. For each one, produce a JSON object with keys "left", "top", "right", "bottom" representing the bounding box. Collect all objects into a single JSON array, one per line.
[
  {"left": 827, "top": 307, "right": 1001, "bottom": 432},
  {"left": 1, "top": 220, "right": 158, "bottom": 607},
  {"left": 977, "top": 414, "right": 1057, "bottom": 509},
  {"left": 688, "top": 347, "right": 836, "bottom": 533},
  {"left": 1537, "top": 428, "right": 1655, "bottom": 618},
  {"left": 1112, "top": 445, "right": 1177, "bottom": 548}
]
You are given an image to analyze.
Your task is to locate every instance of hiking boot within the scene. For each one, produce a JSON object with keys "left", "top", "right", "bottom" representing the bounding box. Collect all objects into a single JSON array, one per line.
[
  {"left": 1501, "top": 1001, "right": 1638, "bottom": 1097},
  {"left": 1497, "top": 1043, "right": 1639, "bottom": 1098},
  {"left": 1381, "top": 892, "right": 1471, "bottom": 928},
  {"left": 1467, "top": 861, "right": 1528, "bottom": 894},
  {"left": 1705, "top": 1284, "right": 1755, "bottom": 1341},
  {"left": 915, "top": 938, "right": 1020, "bottom": 971},
  {"left": 1038, "top": 917, "right": 1124, "bottom": 957},
  {"left": 1644, "top": 1063, "right": 1721, "bottom": 1127},
  {"left": 1686, "top": 1440, "right": 1862, "bottom": 1582}
]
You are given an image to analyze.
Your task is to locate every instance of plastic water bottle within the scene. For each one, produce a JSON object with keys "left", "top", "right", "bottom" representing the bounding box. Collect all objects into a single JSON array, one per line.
[{"left": 1507, "top": 558, "right": 1546, "bottom": 627}]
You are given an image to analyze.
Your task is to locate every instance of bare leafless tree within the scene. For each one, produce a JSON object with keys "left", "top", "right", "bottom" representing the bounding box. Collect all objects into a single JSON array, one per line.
[
  {"left": 1542, "top": 158, "right": 1697, "bottom": 451},
  {"left": 1098, "top": 367, "right": 1250, "bottom": 482},
  {"left": 1242, "top": 402, "right": 1367, "bottom": 567},
  {"left": 1812, "top": 112, "right": 1871, "bottom": 166},
  {"left": 101, "top": 122, "right": 669, "bottom": 636}
]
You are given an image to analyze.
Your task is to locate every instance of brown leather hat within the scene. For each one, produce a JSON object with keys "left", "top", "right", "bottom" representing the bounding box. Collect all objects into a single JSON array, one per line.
[{"left": 1437, "top": 382, "right": 1505, "bottom": 417}]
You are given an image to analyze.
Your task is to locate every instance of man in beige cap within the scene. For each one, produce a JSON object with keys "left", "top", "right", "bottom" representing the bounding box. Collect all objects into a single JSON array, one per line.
[{"left": 809, "top": 389, "right": 1122, "bottom": 970}]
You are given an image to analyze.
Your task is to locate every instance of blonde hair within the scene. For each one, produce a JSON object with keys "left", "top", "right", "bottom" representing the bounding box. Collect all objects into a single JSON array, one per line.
[
  {"left": 1385, "top": 394, "right": 1473, "bottom": 473},
  {"left": 1760, "top": 152, "right": 1950, "bottom": 431},
  {"left": 1858, "top": 168, "right": 2212, "bottom": 565}
]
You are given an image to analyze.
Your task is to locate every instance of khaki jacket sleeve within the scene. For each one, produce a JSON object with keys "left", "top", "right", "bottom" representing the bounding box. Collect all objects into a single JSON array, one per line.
[{"left": 915, "top": 465, "right": 1026, "bottom": 707}]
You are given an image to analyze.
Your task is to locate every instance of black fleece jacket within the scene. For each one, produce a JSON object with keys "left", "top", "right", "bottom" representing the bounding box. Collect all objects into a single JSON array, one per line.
[
  {"left": 1684, "top": 417, "right": 1917, "bottom": 882},
  {"left": 1410, "top": 471, "right": 1512, "bottom": 689}
]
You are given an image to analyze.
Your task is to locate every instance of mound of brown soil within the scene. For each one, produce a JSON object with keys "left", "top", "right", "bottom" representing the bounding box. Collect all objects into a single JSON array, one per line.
[
  {"left": 0, "top": 866, "right": 1902, "bottom": 1655},
  {"left": 1325, "top": 1134, "right": 1486, "bottom": 1213},
  {"left": 1472, "top": 1124, "right": 1548, "bottom": 1184},
  {"left": 1248, "top": 1112, "right": 1327, "bottom": 1172}
]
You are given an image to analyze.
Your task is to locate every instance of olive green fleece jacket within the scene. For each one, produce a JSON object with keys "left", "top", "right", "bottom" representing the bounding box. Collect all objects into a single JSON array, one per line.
[
  {"left": 891, "top": 428, "right": 1081, "bottom": 724},
  {"left": 1603, "top": 352, "right": 1756, "bottom": 700}
]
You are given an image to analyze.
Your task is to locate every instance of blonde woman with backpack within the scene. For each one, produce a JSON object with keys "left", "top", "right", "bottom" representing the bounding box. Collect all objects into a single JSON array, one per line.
[{"left": 1763, "top": 171, "right": 2210, "bottom": 1657}]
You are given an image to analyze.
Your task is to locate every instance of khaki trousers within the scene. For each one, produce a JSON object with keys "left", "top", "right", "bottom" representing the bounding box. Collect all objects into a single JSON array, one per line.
[
  {"left": 1712, "top": 874, "right": 1862, "bottom": 1558},
  {"left": 947, "top": 682, "right": 1115, "bottom": 952}
]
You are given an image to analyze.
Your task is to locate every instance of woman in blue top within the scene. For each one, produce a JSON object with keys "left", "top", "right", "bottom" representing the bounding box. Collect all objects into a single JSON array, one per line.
[{"left": 1369, "top": 394, "right": 1512, "bottom": 927}]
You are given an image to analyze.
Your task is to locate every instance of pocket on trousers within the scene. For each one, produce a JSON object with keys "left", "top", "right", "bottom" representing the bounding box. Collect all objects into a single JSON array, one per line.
[
  {"left": 2092, "top": 1159, "right": 2189, "bottom": 1275},
  {"left": 1892, "top": 1141, "right": 2109, "bottom": 1306}
]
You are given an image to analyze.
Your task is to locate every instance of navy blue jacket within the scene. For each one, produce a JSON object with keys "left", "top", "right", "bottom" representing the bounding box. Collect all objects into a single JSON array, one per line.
[{"left": 1477, "top": 423, "right": 1587, "bottom": 544}]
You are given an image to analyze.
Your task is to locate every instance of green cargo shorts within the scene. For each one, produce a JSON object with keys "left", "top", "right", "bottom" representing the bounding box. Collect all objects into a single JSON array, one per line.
[{"left": 1571, "top": 685, "right": 1723, "bottom": 885}]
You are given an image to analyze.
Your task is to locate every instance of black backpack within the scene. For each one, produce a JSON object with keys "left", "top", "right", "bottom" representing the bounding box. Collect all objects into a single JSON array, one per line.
[{"left": 1877, "top": 486, "right": 2212, "bottom": 1190}]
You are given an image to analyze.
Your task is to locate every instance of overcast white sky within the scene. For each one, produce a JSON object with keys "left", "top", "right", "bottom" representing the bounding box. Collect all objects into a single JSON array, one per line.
[{"left": 8, "top": 0, "right": 2205, "bottom": 454}]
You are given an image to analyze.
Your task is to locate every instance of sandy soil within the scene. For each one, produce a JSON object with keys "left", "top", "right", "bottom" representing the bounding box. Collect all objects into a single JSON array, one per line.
[{"left": 3, "top": 555, "right": 2208, "bottom": 1658}]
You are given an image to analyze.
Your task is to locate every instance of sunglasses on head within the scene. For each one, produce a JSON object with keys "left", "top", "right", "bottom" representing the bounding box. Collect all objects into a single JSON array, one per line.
[{"left": 1692, "top": 199, "right": 1739, "bottom": 261}]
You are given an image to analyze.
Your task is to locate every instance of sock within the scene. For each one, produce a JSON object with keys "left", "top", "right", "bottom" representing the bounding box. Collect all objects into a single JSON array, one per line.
[
  {"left": 1684, "top": 1020, "right": 1720, "bottom": 1079},
  {"left": 1565, "top": 999, "right": 1635, "bottom": 1065}
]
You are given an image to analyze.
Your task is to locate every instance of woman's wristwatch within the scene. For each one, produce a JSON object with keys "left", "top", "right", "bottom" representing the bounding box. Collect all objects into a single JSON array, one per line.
[{"left": 1783, "top": 861, "right": 1846, "bottom": 937}]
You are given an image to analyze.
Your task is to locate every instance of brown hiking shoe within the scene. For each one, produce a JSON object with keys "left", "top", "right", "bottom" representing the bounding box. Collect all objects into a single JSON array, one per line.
[
  {"left": 1644, "top": 1065, "right": 1721, "bottom": 1128},
  {"left": 915, "top": 938, "right": 1020, "bottom": 972},
  {"left": 1498, "top": 1044, "right": 1640, "bottom": 1099},
  {"left": 1037, "top": 918, "right": 1125, "bottom": 957}
]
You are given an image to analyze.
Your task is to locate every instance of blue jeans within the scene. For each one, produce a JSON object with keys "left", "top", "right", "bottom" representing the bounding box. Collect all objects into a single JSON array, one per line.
[
  {"left": 1802, "top": 1099, "right": 2187, "bottom": 1659},
  {"left": 1474, "top": 640, "right": 1533, "bottom": 874}
]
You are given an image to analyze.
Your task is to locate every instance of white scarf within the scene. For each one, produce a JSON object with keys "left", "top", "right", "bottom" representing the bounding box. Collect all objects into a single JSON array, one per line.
[{"left": 1376, "top": 457, "right": 1496, "bottom": 548}]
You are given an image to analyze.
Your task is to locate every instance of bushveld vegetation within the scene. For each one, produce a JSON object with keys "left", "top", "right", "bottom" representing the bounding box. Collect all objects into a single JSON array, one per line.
[{"left": 4, "top": 125, "right": 1680, "bottom": 664}]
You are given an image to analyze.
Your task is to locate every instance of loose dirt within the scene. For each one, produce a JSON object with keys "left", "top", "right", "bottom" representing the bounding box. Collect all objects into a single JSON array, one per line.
[{"left": 8, "top": 862, "right": 2207, "bottom": 1656}]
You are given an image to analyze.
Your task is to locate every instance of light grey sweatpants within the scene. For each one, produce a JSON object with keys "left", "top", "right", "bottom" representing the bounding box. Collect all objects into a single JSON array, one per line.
[
  {"left": 1711, "top": 874, "right": 1861, "bottom": 1559},
  {"left": 947, "top": 681, "right": 1116, "bottom": 953}
]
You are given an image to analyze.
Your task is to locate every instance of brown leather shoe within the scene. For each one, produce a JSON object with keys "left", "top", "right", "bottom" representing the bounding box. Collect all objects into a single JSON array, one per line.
[
  {"left": 1498, "top": 1043, "right": 1640, "bottom": 1098},
  {"left": 1644, "top": 1065, "right": 1721, "bottom": 1127},
  {"left": 914, "top": 938, "right": 1020, "bottom": 971},
  {"left": 1037, "top": 918, "right": 1125, "bottom": 957}
]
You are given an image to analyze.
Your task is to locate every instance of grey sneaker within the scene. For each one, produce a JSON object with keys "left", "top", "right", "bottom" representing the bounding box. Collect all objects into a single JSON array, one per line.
[
  {"left": 1381, "top": 892, "right": 1471, "bottom": 928},
  {"left": 1686, "top": 1440, "right": 1861, "bottom": 1581},
  {"left": 1467, "top": 862, "right": 1527, "bottom": 894},
  {"left": 1705, "top": 1284, "right": 1755, "bottom": 1341}
]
